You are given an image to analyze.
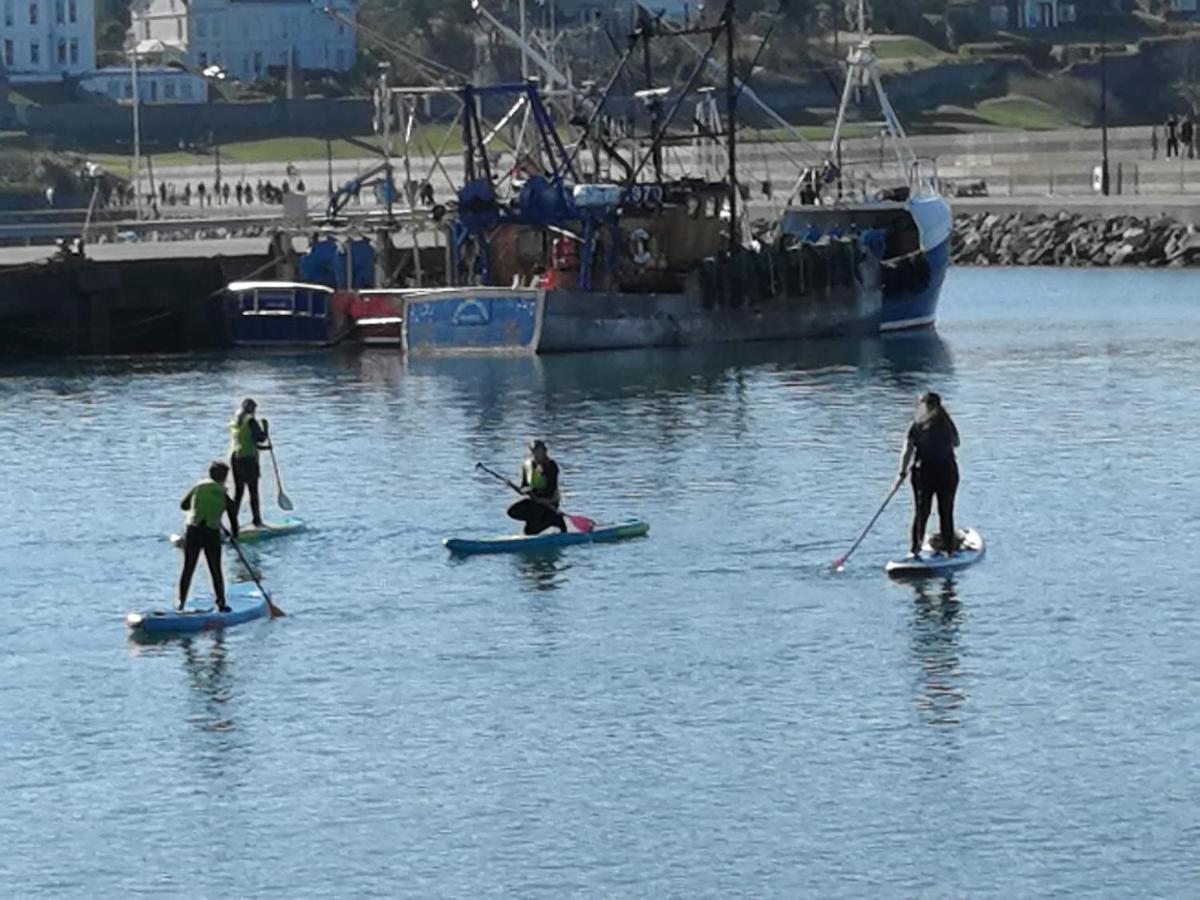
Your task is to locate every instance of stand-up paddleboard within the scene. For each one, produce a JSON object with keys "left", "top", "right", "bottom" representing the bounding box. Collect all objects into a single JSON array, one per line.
[
  {"left": 885, "top": 528, "right": 985, "bottom": 577},
  {"left": 445, "top": 519, "right": 649, "bottom": 556},
  {"left": 170, "top": 517, "right": 306, "bottom": 548},
  {"left": 126, "top": 585, "right": 268, "bottom": 636}
]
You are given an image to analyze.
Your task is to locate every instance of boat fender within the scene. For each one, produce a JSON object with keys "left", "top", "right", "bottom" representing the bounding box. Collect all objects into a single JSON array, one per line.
[{"left": 629, "top": 228, "right": 653, "bottom": 266}]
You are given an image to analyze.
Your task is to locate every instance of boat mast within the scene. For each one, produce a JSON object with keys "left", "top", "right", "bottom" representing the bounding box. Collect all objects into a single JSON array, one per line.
[{"left": 725, "top": 0, "right": 738, "bottom": 251}]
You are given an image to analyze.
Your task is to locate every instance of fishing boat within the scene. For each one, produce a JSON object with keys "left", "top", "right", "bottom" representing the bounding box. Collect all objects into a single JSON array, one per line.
[
  {"left": 778, "top": 2, "right": 951, "bottom": 333},
  {"left": 223, "top": 280, "right": 354, "bottom": 347}
]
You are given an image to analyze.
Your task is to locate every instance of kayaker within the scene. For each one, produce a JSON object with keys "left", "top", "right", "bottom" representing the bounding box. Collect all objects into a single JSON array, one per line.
[
  {"left": 897, "top": 391, "right": 961, "bottom": 559},
  {"left": 178, "top": 461, "right": 239, "bottom": 612},
  {"left": 507, "top": 439, "right": 567, "bottom": 535},
  {"left": 228, "top": 397, "right": 270, "bottom": 528}
]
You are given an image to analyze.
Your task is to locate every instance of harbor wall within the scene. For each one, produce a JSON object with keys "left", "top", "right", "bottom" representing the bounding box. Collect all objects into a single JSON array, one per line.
[
  {"left": 0, "top": 250, "right": 269, "bottom": 354},
  {"left": 950, "top": 211, "right": 1200, "bottom": 267},
  {"left": 12, "top": 98, "right": 372, "bottom": 147}
]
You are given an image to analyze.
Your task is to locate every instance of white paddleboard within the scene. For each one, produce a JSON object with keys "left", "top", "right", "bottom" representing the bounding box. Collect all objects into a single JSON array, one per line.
[
  {"left": 885, "top": 527, "right": 985, "bottom": 577},
  {"left": 169, "top": 517, "right": 306, "bottom": 548}
]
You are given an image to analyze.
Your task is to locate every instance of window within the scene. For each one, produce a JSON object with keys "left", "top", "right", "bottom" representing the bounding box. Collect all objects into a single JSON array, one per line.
[
  {"left": 68, "top": 0, "right": 74, "bottom": 21},
  {"left": 56, "top": 38, "right": 65, "bottom": 65},
  {"left": 3, "top": 40, "right": 12, "bottom": 67},
  {"left": 54, "top": 0, "right": 61, "bottom": 23},
  {"left": 29, "top": 0, "right": 36, "bottom": 24},
  {"left": 30, "top": 40, "right": 39, "bottom": 64},
  {"left": 69, "top": 38, "right": 77, "bottom": 64}
]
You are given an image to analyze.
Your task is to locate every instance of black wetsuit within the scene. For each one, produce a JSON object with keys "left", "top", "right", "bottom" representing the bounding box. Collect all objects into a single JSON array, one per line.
[
  {"left": 507, "top": 458, "right": 567, "bottom": 535},
  {"left": 908, "top": 417, "right": 960, "bottom": 555},
  {"left": 230, "top": 417, "right": 269, "bottom": 527}
]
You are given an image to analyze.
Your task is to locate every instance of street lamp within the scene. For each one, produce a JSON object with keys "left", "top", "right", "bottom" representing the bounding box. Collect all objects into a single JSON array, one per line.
[
  {"left": 1099, "top": 12, "right": 1110, "bottom": 196},
  {"left": 125, "top": 35, "right": 143, "bottom": 218}
]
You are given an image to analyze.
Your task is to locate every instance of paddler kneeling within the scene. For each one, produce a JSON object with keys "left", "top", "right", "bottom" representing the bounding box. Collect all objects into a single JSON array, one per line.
[
  {"left": 506, "top": 439, "right": 568, "bottom": 535},
  {"left": 178, "top": 461, "right": 239, "bottom": 612}
]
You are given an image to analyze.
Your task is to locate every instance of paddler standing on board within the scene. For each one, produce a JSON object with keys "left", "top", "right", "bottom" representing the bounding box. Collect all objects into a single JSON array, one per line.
[
  {"left": 507, "top": 439, "right": 568, "bottom": 535},
  {"left": 229, "top": 397, "right": 270, "bottom": 529},
  {"left": 898, "top": 391, "right": 961, "bottom": 559},
  {"left": 178, "top": 461, "right": 239, "bottom": 612}
]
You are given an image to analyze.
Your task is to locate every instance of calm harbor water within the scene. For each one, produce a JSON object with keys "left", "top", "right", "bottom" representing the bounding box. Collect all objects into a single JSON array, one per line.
[{"left": 2, "top": 267, "right": 1199, "bottom": 896}]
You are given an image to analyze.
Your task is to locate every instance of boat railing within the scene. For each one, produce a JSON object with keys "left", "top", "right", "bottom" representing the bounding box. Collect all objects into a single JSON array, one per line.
[{"left": 236, "top": 287, "right": 330, "bottom": 319}]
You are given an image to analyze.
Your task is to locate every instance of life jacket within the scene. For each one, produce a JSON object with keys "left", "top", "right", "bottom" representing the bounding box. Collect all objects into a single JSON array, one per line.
[
  {"left": 523, "top": 458, "right": 560, "bottom": 505},
  {"left": 229, "top": 414, "right": 259, "bottom": 458},
  {"left": 187, "top": 480, "right": 227, "bottom": 530}
]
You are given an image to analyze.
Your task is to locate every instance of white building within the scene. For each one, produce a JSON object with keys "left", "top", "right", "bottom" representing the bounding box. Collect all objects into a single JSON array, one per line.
[
  {"left": 79, "top": 64, "right": 208, "bottom": 104},
  {"left": 128, "top": 0, "right": 357, "bottom": 82},
  {"left": 0, "top": 0, "right": 96, "bottom": 82}
]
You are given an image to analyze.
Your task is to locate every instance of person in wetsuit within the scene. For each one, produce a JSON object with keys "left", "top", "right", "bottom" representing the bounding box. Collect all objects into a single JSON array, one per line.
[
  {"left": 229, "top": 397, "right": 270, "bottom": 528},
  {"left": 506, "top": 439, "right": 568, "bottom": 535},
  {"left": 898, "top": 391, "right": 961, "bottom": 558},
  {"left": 178, "top": 461, "right": 239, "bottom": 611}
]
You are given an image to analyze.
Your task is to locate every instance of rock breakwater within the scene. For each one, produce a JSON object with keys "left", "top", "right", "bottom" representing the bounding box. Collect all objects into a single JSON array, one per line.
[{"left": 951, "top": 212, "right": 1200, "bottom": 267}]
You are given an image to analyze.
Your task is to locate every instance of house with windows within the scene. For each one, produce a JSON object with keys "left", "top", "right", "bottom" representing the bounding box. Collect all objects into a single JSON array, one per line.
[
  {"left": 78, "top": 65, "right": 207, "bottom": 104},
  {"left": 127, "top": 0, "right": 357, "bottom": 82},
  {"left": 0, "top": 0, "right": 95, "bottom": 82}
]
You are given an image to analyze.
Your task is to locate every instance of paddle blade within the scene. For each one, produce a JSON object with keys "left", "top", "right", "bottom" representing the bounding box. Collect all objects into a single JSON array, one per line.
[
  {"left": 567, "top": 513, "right": 595, "bottom": 534},
  {"left": 277, "top": 490, "right": 294, "bottom": 512}
]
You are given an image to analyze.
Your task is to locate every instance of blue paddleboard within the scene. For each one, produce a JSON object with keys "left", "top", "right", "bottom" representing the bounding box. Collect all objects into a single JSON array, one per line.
[
  {"left": 885, "top": 527, "right": 985, "bottom": 577},
  {"left": 444, "top": 519, "right": 650, "bottom": 556},
  {"left": 126, "top": 584, "right": 268, "bottom": 635}
]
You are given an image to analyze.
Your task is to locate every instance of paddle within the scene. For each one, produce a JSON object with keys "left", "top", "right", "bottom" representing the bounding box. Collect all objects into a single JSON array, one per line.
[
  {"left": 831, "top": 474, "right": 906, "bottom": 572},
  {"left": 266, "top": 441, "right": 294, "bottom": 512},
  {"left": 475, "top": 462, "right": 596, "bottom": 533},
  {"left": 223, "top": 527, "right": 286, "bottom": 618}
]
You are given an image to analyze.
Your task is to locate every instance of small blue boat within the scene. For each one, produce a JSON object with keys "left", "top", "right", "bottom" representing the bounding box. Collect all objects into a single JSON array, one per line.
[
  {"left": 126, "top": 585, "right": 268, "bottom": 636},
  {"left": 444, "top": 519, "right": 650, "bottom": 556}
]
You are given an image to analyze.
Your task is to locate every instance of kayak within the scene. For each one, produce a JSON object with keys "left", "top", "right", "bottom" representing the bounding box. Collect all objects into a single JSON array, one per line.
[
  {"left": 885, "top": 527, "right": 985, "bottom": 577},
  {"left": 170, "top": 516, "right": 306, "bottom": 548},
  {"left": 126, "top": 584, "right": 268, "bottom": 636},
  {"left": 444, "top": 519, "right": 650, "bottom": 556}
]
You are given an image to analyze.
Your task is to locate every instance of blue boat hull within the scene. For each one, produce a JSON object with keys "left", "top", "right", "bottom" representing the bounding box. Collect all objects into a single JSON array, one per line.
[
  {"left": 880, "top": 236, "right": 949, "bottom": 332},
  {"left": 444, "top": 520, "right": 650, "bottom": 555},
  {"left": 126, "top": 585, "right": 267, "bottom": 635}
]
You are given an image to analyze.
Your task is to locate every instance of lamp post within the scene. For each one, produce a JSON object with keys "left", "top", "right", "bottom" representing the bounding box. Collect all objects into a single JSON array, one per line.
[
  {"left": 128, "top": 37, "right": 142, "bottom": 218},
  {"left": 1099, "top": 12, "right": 1110, "bottom": 196}
]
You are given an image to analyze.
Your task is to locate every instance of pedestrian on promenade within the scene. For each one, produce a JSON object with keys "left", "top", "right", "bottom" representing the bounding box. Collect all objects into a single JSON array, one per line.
[{"left": 1167, "top": 114, "right": 1179, "bottom": 158}]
